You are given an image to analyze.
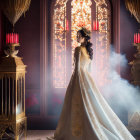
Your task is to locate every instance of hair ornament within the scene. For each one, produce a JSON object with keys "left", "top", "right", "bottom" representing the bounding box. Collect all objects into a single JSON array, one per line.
[{"left": 81, "top": 27, "right": 91, "bottom": 37}]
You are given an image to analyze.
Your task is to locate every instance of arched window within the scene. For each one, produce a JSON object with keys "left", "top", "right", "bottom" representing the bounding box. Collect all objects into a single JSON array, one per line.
[{"left": 53, "top": 0, "right": 111, "bottom": 89}]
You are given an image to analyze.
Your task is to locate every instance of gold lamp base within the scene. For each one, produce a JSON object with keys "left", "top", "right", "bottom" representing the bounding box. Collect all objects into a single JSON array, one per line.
[
  {"left": 0, "top": 56, "right": 27, "bottom": 140},
  {"left": 128, "top": 43, "right": 140, "bottom": 131},
  {"left": 129, "top": 43, "right": 140, "bottom": 86},
  {"left": 0, "top": 116, "right": 27, "bottom": 140},
  {"left": 4, "top": 43, "right": 20, "bottom": 57}
]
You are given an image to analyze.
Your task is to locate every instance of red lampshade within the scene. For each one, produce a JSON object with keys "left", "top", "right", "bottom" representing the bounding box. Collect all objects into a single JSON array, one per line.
[
  {"left": 6, "top": 33, "right": 19, "bottom": 45},
  {"left": 134, "top": 33, "right": 140, "bottom": 44}
]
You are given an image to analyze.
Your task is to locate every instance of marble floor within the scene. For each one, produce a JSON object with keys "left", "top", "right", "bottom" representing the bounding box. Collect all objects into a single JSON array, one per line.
[
  {"left": 21, "top": 130, "right": 54, "bottom": 140},
  {"left": 20, "top": 130, "right": 140, "bottom": 140}
]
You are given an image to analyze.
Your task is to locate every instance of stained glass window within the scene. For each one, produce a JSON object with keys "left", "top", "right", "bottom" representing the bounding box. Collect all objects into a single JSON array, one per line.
[
  {"left": 53, "top": 0, "right": 111, "bottom": 88},
  {"left": 71, "top": 0, "right": 92, "bottom": 70},
  {"left": 53, "top": 0, "right": 68, "bottom": 88},
  {"left": 94, "top": 0, "right": 111, "bottom": 87}
]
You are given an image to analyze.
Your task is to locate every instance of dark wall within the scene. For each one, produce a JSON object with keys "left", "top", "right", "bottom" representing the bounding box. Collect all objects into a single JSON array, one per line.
[
  {"left": 0, "top": 11, "right": 4, "bottom": 56},
  {"left": 16, "top": 0, "right": 40, "bottom": 90},
  {"left": 17, "top": 0, "right": 41, "bottom": 115},
  {"left": 120, "top": 0, "right": 139, "bottom": 81},
  {"left": 0, "top": 11, "right": 2, "bottom": 55},
  {"left": 1, "top": 0, "right": 41, "bottom": 116}
]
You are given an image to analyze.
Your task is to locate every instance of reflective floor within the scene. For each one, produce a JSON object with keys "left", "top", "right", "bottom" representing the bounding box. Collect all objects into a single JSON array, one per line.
[{"left": 20, "top": 130, "right": 140, "bottom": 140}]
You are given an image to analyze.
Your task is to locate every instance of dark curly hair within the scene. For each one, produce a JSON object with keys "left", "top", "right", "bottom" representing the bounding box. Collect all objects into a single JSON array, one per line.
[{"left": 78, "top": 29, "right": 93, "bottom": 60}]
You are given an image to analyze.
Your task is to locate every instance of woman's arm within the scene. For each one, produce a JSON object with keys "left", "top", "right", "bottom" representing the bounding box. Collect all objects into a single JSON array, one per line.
[{"left": 73, "top": 47, "right": 81, "bottom": 72}]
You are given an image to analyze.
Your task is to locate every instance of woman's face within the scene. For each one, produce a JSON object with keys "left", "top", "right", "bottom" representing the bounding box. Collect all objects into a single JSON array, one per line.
[{"left": 77, "top": 31, "right": 85, "bottom": 44}]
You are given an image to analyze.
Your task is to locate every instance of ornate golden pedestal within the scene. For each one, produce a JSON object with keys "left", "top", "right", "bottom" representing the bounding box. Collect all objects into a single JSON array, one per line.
[
  {"left": 129, "top": 43, "right": 140, "bottom": 86},
  {"left": 128, "top": 43, "right": 140, "bottom": 131},
  {"left": 0, "top": 56, "right": 27, "bottom": 140}
]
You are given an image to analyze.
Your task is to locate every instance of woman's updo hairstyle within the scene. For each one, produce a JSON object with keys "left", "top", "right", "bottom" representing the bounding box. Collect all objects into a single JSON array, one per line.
[{"left": 78, "top": 27, "right": 93, "bottom": 60}]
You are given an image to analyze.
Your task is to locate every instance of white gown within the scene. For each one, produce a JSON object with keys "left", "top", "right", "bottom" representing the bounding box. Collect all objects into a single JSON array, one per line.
[{"left": 47, "top": 46, "right": 135, "bottom": 140}]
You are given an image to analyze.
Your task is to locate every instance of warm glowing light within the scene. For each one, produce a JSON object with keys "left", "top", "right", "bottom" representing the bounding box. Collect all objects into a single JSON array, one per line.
[
  {"left": 93, "top": 20, "right": 99, "bottom": 31},
  {"left": 6, "top": 33, "right": 19, "bottom": 44},
  {"left": 66, "top": 19, "right": 69, "bottom": 31},
  {"left": 16, "top": 104, "right": 21, "bottom": 115},
  {"left": 53, "top": 0, "right": 111, "bottom": 89},
  {"left": 53, "top": 0, "right": 68, "bottom": 88},
  {"left": 71, "top": 0, "right": 92, "bottom": 70},
  {"left": 92, "top": 2, "right": 111, "bottom": 87},
  {"left": 134, "top": 33, "right": 140, "bottom": 44}
]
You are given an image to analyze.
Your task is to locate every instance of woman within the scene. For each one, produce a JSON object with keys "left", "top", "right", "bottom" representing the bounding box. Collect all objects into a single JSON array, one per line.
[{"left": 47, "top": 27, "right": 135, "bottom": 140}]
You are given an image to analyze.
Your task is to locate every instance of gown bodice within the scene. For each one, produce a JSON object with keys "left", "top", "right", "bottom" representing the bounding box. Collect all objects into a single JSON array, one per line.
[{"left": 74, "top": 46, "right": 91, "bottom": 73}]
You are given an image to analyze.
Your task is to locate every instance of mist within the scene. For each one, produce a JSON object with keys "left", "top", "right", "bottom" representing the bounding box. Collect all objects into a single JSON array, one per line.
[
  {"left": 90, "top": 46, "right": 140, "bottom": 116},
  {"left": 47, "top": 36, "right": 140, "bottom": 126}
]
